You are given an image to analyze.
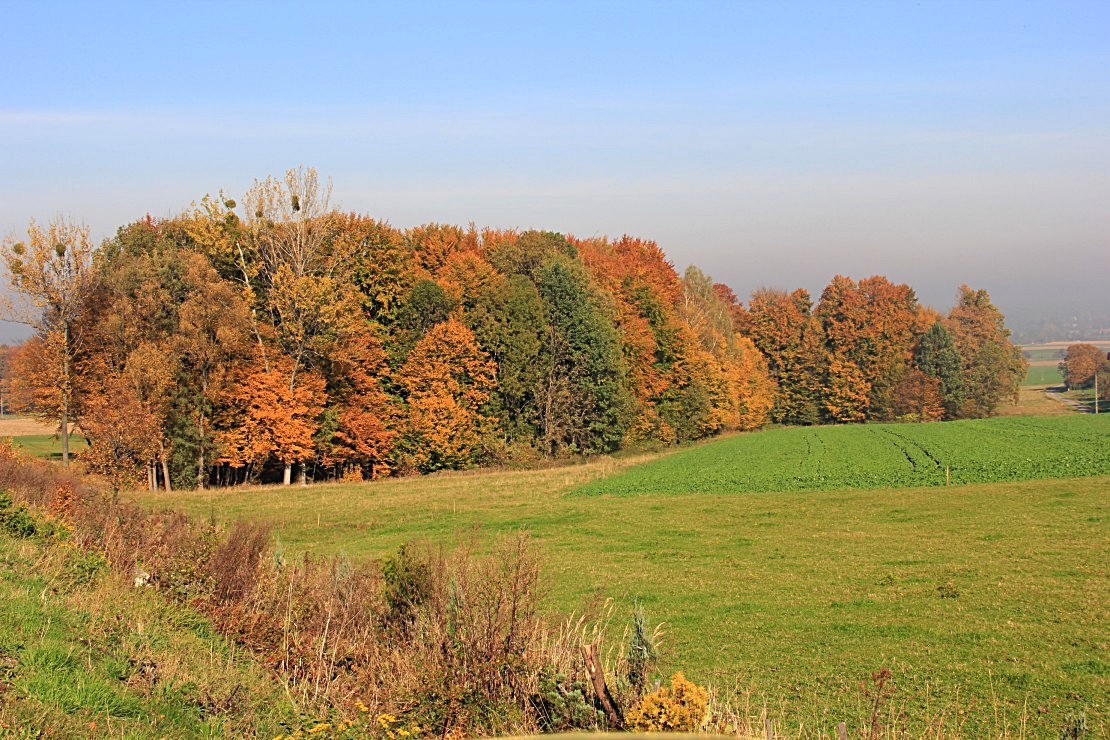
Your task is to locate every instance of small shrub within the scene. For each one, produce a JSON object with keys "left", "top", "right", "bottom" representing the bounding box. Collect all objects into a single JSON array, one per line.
[
  {"left": 0, "top": 496, "right": 38, "bottom": 538},
  {"left": 530, "top": 670, "right": 603, "bottom": 732},
  {"left": 1060, "top": 711, "right": 1087, "bottom": 739},
  {"left": 208, "top": 520, "right": 272, "bottom": 604},
  {"left": 64, "top": 550, "right": 108, "bottom": 587},
  {"left": 381, "top": 543, "right": 432, "bottom": 633},
  {"left": 626, "top": 671, "right": 709, "bottom": 732},
  {"left": 625, "top": 604, "right": 659, "bottom": 696}
]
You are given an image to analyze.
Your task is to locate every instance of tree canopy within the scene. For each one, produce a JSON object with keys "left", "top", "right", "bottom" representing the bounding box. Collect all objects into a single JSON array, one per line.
[{"left": 1, "top": 168, "right": 1027, "bottom": 487}]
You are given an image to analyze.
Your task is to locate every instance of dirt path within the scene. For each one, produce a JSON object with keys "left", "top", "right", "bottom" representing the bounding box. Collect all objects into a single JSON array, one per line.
[{"left": 1044, "top": 387, "right": 1096, "bottom": 414}]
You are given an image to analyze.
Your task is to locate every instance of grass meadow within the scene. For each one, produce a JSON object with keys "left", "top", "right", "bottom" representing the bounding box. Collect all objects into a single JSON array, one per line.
[{"left": 133, "top": 414, "right": 1109, "bottom": 736}]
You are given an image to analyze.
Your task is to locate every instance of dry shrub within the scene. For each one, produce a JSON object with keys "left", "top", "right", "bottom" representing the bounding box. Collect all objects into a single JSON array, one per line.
[
  {"left": 208, "top": 520, "right": 271, "bottom": 603},
  {"left": 211, "top": 533, "right": 548, "bottom": 736},
  {"left": 393, "top": 534, "right": 545, "bottom": 735}
]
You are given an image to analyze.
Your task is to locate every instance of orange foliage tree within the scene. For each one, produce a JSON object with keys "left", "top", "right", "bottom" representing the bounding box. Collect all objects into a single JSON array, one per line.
[
  {"left": 328, "top": 331, "right": 398, "bottom": 480},
  {"left": 816, "top": 275, "right": 919, "bottom": 421},
  {"left": 216, "top": 357, "right": 326, "bottom": 484},
  {"left": 1059, "top": 343, "right": 1108, "bottom": 390},
  {"left": 576, "top": 235, "right": 688, "bottom": 442},
  {"left": 398, "top": 318, "right": 496, "bottom": 472}
]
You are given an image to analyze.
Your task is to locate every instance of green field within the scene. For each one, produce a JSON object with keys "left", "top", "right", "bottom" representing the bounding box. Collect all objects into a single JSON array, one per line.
[
  {"left": 1023, "top": 349, "right": 1064, "bottom": 362},
  {"left": 132, "top": 413, "right": 1109, "bottom": 737},
  {"left": 8, "top": 434, "right": 88, "bottom": 460},
  {"left": 576, "top": 415, "right": 1110, "bottom": 496},
  {"left": 1023, "top": 364, "right": 1064, "bottom": 386}
]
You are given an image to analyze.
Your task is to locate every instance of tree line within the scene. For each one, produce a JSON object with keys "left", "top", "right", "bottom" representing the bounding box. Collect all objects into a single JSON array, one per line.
[{"left": 1, "top": 168, "right": 1025, "bottom": 489}]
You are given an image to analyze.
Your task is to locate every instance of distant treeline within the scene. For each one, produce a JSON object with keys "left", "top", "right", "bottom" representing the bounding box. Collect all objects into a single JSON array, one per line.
[{"left": 2, "top": 168, "right": 1025, "bottom": 489}]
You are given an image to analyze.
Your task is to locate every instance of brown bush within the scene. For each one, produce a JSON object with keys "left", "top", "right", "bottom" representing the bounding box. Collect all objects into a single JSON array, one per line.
[{"left": 208, "top": 519, "right": 272, "bottom": 603}]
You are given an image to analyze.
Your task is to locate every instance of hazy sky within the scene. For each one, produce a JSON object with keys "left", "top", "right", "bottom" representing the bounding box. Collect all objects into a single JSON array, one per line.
[{"left": 2, "top": 0, "right": 1107, "bottom": 341}]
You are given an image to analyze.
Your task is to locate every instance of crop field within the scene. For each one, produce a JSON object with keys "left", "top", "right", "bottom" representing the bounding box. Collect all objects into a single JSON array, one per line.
[
  {"left": 133, "top": 412, "right": 1109, "bottom": 736},
  {"left": 575, "top": 415, "right": 1110, "bottom": 496}
]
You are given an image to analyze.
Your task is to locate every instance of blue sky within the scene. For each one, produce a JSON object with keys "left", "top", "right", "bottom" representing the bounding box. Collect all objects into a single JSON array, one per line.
[{"left": 2, "top": 0, "right": 1107, "bottom": 339}]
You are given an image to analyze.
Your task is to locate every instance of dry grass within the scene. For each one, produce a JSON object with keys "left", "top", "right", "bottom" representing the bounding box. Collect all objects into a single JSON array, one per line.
[
  {"left": 992, "top": 385, "right": 1073, "bottom": 416},
  {"left": 0, "top": 416, "right": 60, "bottom": 436}
]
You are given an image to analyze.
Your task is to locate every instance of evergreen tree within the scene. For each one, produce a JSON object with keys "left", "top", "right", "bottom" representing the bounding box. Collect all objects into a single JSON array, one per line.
[{"left": 915, "top": 321, "right": 965, "bottom": 419}]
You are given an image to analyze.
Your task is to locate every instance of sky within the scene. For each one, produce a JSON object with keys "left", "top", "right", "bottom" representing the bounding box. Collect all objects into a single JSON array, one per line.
[{"left": 1, "top": 0, "right": 1107, "bottom": 341}]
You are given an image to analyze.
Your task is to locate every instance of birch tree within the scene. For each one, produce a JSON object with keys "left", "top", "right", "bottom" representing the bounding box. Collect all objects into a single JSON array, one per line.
[{"left": 1, "top": 218, "right": 98, "bottom": 466}]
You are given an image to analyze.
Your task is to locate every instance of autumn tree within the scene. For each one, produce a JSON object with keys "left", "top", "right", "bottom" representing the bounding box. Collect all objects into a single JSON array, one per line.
[
  {"left": 326, "top": 331, "right": 397, "bottom": 480},
  {"left": 744, "top": 288, "right": 826, "bottom": 425},
  {"left": 217, "top": 357, "right": 327, "bottom": 484},
  {"left": 887, "top": 366, "right": 945, "bottom": 422},
  {"left": 397, "top": 318, "right": 496, "bottom": 471},
  {"left": 236, "top": 168, "right": 367, "bottom": 482},
  {"left": 79, "top": 367, "right": 165, "bottom": 492},
  {"left": 577, "top": 235, "right": 689, "bottom": 442},
  {"left": 333, "top": 213, "right": 413, "bottom": 324},
  {"left": 945, "top": 285, "right": 1026, "bottom": 417},
  {"left": 1059, "top": 343, "right": 1109, "bottom": 390},
  {"left": 405, "top": 222, "right": 478, "bottom": 276},
  {"left": 677, "top": 266, "right": 775, "bottom": 434},
  {"left": 174, "top": 256, "right": 252, "bottom": 487},
  {"left": 1, "top": 218, "right": 99, "bottom": 465}
]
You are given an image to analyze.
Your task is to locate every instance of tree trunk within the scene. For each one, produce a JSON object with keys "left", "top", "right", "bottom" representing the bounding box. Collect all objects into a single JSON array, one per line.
[
  {"left": 196, "top": 376, "right": 207, "bottom": 489},
  {"left": 283, "top": 463, "right": 292, "bottom": 486},
  {"left": 582, "top": 642, "right": 623, "bottom": 729},
  {"left": 147, "top": 462, "right": 156, "bottom": 491},
  {"left": 61, "top": 324, "right": 71, "bottom": 467},
  {"left": 159, "top": 440, "right": 172, "bottom": 493}
]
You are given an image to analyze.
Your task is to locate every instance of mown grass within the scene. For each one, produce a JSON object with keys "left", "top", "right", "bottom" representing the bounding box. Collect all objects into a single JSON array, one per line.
[
  {"left": 1022, "top": 349, "right": 1064, "bottom": 362},
  {"left": 134, "top": 467, "right": 1108, "bottom": 734},
  {"left": 1023, "top": 364, "right": 1063, "bottom": 386},
  {"left": 7, "top": 434, "right": 88, "bottom": 461},
  {"left": 995, "top": 385, "right": 1072, "bottom": 417},
  {"left": 0, "top": 528, "right": 294, "bottom": 736}
]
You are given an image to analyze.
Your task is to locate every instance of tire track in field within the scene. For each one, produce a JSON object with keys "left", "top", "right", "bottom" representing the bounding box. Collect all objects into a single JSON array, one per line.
[{"left": 878, "top": 428, "right": 944, "bottom": 474}]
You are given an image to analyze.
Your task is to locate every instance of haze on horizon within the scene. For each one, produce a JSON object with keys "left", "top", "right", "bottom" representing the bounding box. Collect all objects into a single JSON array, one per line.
[{"left": 1, "top": 1, "right": 1106, "bottom": 343}]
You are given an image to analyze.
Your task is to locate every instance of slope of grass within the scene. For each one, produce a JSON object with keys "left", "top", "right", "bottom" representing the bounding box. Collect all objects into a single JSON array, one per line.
[
  {"left": 575, "top": 415, "right": 1110, "bottom": 497},
  {"left": 0, "top": 529, "right": 294, "bottom": 736}
]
